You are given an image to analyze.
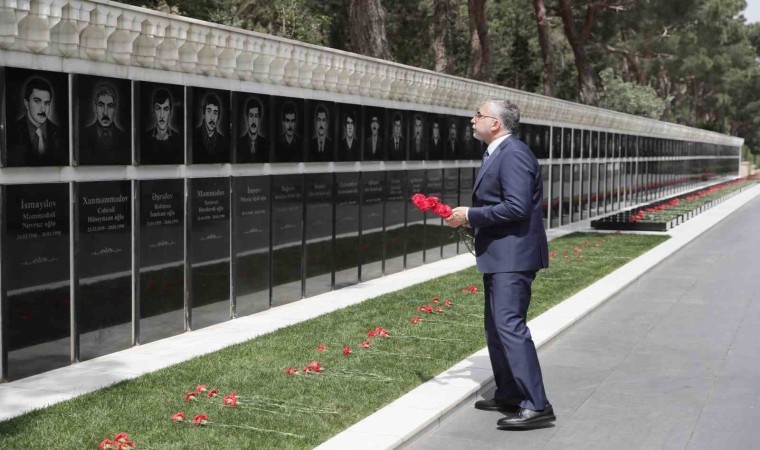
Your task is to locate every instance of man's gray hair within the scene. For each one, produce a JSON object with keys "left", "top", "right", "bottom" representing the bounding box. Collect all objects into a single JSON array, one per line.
[{"left": 486, "top": 100, "right": 520, "bottom": 133}]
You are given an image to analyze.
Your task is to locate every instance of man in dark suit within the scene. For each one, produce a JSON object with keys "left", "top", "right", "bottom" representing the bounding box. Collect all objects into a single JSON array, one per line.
[
  {"left": 446, "top": 100, "right": 553, "bottom": 430},
  {"left": 388, "top": 113, "right": 405, "bottom": 161},
  {"left": 338, "top": 111, "right": 359, "bottom": 161},
  {"left": 428, "top": 120, "right": 442, "bottom": 160},
  {"left": 7, "top": 77, "right": 67, "bottom": 166},
  {"left": 79, "top": 83, "right": 129, "bottom": 165},
  {"left": 364, "top": 114, "right": 384, "bottom": 161},
  {"left": 142, "top": 88, "right": 183, "bottom": 164},
  {"left": 446, "top": 119, "right": 458, "bottom": 159},
  {"left": 237, "top": 97, "right": 268, "bottom": 163},
  {"left": 275, "top": 101, "right": 302, "bottom": 162},
  {"left": 193, "top": 93, "right": 228, "bottom": 164},
  {"left": 309, "top": 104, "right": 332, "bottom": 162},
  {"left": 410, "top": 114, "right": 425, "bottom": 160}
]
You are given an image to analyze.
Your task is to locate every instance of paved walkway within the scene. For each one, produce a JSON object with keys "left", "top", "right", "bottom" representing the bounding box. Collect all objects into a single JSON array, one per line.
[{"left": 407, "top": 189, "right": 760, "bottom": 449}]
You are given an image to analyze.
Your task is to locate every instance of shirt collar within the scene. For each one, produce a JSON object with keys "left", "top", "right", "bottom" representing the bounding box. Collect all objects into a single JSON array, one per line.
[{"left": 486, "top": 133, "right": 510, "bottom": 156}]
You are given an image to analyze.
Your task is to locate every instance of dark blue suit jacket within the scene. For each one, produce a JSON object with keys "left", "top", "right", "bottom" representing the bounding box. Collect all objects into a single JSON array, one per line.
[{"left": 468, "top": 135, "right": 549, "bottom": 274}]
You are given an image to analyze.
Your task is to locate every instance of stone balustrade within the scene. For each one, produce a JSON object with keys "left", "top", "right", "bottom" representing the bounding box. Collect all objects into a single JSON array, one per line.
[{"left": 0, "top": 0, "right": 744, "bottom": 148}]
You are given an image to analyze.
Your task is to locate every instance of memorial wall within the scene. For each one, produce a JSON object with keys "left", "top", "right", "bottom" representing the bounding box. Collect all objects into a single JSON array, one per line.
[{"left": 0, "top": 0, "right": 743, "bottom": 381}]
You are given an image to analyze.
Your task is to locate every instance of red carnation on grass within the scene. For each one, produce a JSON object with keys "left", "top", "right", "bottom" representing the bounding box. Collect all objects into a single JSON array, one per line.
[
  {"left": 444, "top": 299, "right": 452, "bottom": 307},
  {"left": 184, "top": 392, "right": 197, "bottom": 402},
  {"left": 436, "top": 306, "right": 443, "bottom": 313},
  {"left": 376, "top": 327, "right": 390, "bottom": 338},
  {"left": 316, "top": 344, "right": 327, "bottom": 352},
  {"left": 171, "top": 412, "right": 186, "bottom": 423},
  {"left": 195, "top": 384, "right": 207, "bottom": 394},
  {"left": 303, "top": 361, "right": 323, "bottom": 373},
  {"left": 223, "top": 393, "right": 238, "bottom": 407},
  {"left": 193, "top": 414, "right": 209, "bottom": 426},
  {"left": 431, "top": 297, "right": 439, "bottom": 303},
  {"left": 342, "top": 346, "right": 352, "bottom": 355},
  {"left": 361, "top": 340, "right": 371, "bottom": 349},
  {"left": 99, "top": 439, "right": 115, "bottom": 450},
  {"left": 367, "top": 329, "right": 376, "bottom": 338},
  {"left": 285, "top": 367, "right": 299, "bottom": 375},
  {"left": 410, "top": 316, "right": 423, "bottom": 324},
  {"left": 207, "top": 389, "right": 219, "bottom": 398}
]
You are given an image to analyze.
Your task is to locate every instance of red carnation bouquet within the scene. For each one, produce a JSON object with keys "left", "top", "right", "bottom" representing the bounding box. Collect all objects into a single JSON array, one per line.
[{"left": 411, "top": 193, "right": 475, "bottom": 255}]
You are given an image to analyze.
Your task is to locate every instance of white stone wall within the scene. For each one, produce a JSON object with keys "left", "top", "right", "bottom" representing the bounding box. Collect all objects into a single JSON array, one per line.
[{"left": 0, "top": 0, "right": 743, "bottom": 148}]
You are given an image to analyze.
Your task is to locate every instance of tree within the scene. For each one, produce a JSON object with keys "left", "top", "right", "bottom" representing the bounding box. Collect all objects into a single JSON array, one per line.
[
  {"left": 467, "top": 0, "right": 490, "bottom": 81},
  {"left": 532, "top": 0, "right": 555, "bottom": 97},
  {"left": 348, "top": 0, "right": 394, "bottom": 60},
  {"left": 597, "top": 68, "right": 670, "bottom": 118},
  {"left": 433, "top": 0, "right": 452, "bottom": 73}
]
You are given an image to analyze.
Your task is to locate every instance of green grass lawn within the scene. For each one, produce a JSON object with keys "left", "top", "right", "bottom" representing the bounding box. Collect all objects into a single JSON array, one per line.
[{"left": 0, "top": 232, "right": 668, "bottom": 449}]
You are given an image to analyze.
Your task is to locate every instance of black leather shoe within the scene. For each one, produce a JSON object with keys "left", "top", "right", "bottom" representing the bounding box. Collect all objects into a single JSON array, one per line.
[
  {"left": 496, "top": 406, "right": 556, "bottom": 429},
  {"left": 474, "top": 398, "right": 522, "bottom": 411}
]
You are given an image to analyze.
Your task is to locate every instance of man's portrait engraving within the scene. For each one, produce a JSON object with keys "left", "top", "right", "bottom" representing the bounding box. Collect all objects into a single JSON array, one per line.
[
  {"left": 445, "top": 118, "right": 459, "bottom": 159},
  {"left": 5, "top": 69, "right": 68, "bottom": 167},
  {"left": 138, "top": 82, "right": 184, "bottom": 165},
  {"left": 191, "top": 88, "right": 230, "bottom": 164},
  {"left": 273, "top": 98, "right": 303, "bottom": 162},
  {"left": 308, "top": 102, "right": 333, "bottom": 162},
  {"left": 428, "top": 117, "right": 443, "bottom": 160},
  {"left": 409, "top": 113, "right": 426, "bottom": 160},
  {"left": 363, "top": 108, "right": 385, "bottom": 161},
  {"left": 388, "top": 111, "right": 406, "bottom": 161},
  {"left": 236, "top": 95, "right": 269, "bottom": 163},
  {"left": 76, "top": 76, "right": 130, "bottom": 165},
  {"left": 338, "top": 105, "right": 361, "bottom": 161}
]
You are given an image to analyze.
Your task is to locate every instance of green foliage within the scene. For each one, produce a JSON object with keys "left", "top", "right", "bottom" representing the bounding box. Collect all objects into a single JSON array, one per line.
[
  {"left": 597, "top": 68, "right": 670, "bottom": 119},
  {"left": 0, "top": 232, "right": 667, "bottom": 449}
]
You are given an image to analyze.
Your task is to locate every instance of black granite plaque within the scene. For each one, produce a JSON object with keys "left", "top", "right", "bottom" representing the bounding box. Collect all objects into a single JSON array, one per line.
[
  {"left": 408, "top": 112, "right": 427, "bottom": 160},
  {"left": 189, "top": 178, "right": 230, "bottom": 329},
  {"left": 233, "top": 176, "right": 270, "bottom": 316},
  {"left": 424, "top": 169, "right": 443, "bottom": 263},
  {"left": 336, "top": 104, "right": 362, "bottom": 162},
  {"left": 136, "top": 81, "right": 184, "bottom": 165},
  {"left": 138, "top": 179, "right": 184, "bottom": 343},
  {"left": 360, "top": 171, "right": 384, "bottom": 281},
  {"left": 428, "top": 115, "right": 444, "bottom": 160},
  {"left": 272, "top": 97, "right": 305, "bottom": 162},
  {"left": 4, "top": 68, "right": 69, "bottom": 167},
  {"left": 460, "top": 116, "right": 477, "bottom": 159},
  {"left": 189, "top": 88, "right": 231, "bottom": 164},
  {"left": 405, "top": 170, "right": 425, "bottom": 269},
  {"left": 334, "top": 172, "right": 360, "bottom": 288},
  {"left": 271, "top": 175, "right": 303, "bottom": 306},
  {"left": 442, "top": 168, "right": 460, "bottom": 258},
  {"left": 73, "top": 75, "right": 131, "bottom": 165},
  {"left": 363, "top": 107, "right": 386, "bottom": 161},
  {"left": 304, "top": 173, "right": 333, "bottom": 298},
  {"left": 552, "top": 127, "right": 562, "bottom": 159},
  {"left": 232, "top": 93, "right": 271, "bottom": 163},
  {"left": 306, "top": 101, "right": 336, "bottom": 162},
  {"left": 77, "top": 181, "right": 131, "bottom": 360},
  {"left": 459, "top": 168, "right": 474, "bottom": 208},
  {"left": 383, "top": 171, "right": 405, "bottom": 275},
  {"left": 387, "top": 110, "right": 407, "bottom": 161},
  {"left": 3, "top": 183, "right": 70, "bottom": 380}
]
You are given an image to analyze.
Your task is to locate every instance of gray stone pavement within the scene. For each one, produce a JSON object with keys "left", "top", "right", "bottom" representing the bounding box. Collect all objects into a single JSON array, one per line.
[{"left": 409, "top": 193, "right": 760, "bottom": 450}]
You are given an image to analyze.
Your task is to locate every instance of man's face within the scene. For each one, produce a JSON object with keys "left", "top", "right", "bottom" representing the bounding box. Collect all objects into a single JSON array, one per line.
[
  {"left": 25, "top": 88, "right": 51, "bottom": 126},
  {"left": 471, "top": 103, "right": 495, "bottom": 142},
  {"left": 414, "top": 118, "right": 422, "bottom": 138},
  {"left": 154, "top": 99, "right": 172, "bottom": 131},
  {"left": 449, "top": 122, "right": 457, "bottom": 140},
  {"left": 393, "top": 120, "right": 401, "bottom": 139},
  {"left": 247, "top": 106, "right": 260, "bottom": 135},
  {"left": 95, "top": 94, "right": 116, "bottom": 128},
  {"left": 370, "top": 116, "right": 379, "bottom": 135},
  {"left": 204, "top": 103, "right": 219, "bottom": 134},
  {"left": 346, "top": 117, "right": 355, "bottom": 139},
  {"left": 432, "top": 122, "right": 440, "bottom": 140},
  {"left": 316, "top": 111, "right": 327, "bottom": 138},
  {"left": 283, "top": 113, "right": 296, "bottom": 139}
]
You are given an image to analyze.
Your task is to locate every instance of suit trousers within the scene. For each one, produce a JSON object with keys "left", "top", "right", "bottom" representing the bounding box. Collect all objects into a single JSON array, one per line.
[{"left": 484, "top": 271, "right": 549, "bottom": 411}]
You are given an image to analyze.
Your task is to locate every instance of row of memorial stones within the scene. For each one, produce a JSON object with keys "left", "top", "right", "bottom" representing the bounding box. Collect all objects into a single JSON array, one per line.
[
  {"left": 1, "top": 169, "right": 472, "bottom": 381},
  {"left": 0, "top": 67, "right": 483, "bottom": 167}
]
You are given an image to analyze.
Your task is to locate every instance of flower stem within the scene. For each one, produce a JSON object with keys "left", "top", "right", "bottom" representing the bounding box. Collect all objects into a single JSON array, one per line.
[{"left": 208, "top": 422, "right": 304, "bottom": 438}]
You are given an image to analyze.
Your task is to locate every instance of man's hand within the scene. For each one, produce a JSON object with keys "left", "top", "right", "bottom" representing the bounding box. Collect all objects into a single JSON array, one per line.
[{"left": 445, "top": 206, "right": 469, "bottom": 228}]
